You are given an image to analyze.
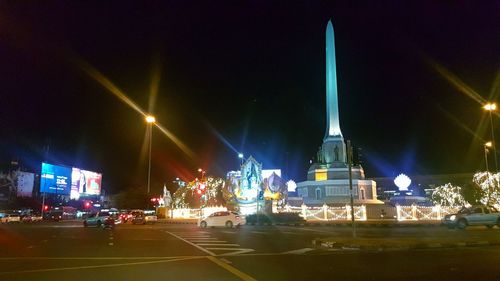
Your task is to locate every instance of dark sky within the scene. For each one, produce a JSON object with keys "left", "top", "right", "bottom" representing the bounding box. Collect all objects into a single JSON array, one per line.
[{"left": 1, "top": 1, "right": 499, "bottom": 194}]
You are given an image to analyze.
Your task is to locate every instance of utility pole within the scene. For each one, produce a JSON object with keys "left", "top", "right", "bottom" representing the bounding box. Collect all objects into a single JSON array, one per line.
[{"left": 347, "top": 140, "right": 356, "bottom": 238}]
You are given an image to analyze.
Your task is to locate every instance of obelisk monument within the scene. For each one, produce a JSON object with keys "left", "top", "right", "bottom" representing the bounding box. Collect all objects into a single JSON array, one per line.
[
  {"left": 321, "top": 19, "right": 346, "bottom": 165},
  {"left": 295, "top": 19, "right": 379, "bottom": 205}
]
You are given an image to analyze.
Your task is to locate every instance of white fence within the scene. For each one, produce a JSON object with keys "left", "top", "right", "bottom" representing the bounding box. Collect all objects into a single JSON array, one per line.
[
  {"left": 170, "top": 204, "right": 459, "bottom": 221},
  {"left": 277, "top": 204, "right": 367, "bottom": 221},
  {"left": 171, "top": 206, "right": 227, "bottom": 219},
  {"left": 395, "top": 205, "right": 460, "bottom": 221}
]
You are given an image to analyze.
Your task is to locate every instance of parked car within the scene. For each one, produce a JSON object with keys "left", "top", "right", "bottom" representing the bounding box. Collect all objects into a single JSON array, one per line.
[
  {"left": 1, "top": 214, "right": 21, "bottom": 223},
  {"left": 83, "top": 211, "right": 114, "bottom": 228},
  {"left": 130, "top": 210, "right": 157, "bottom": 224},
  {"left": 443, "top": 206, "right": 500, "bottom": 229},
  {"left": 21, "top": 214, "right": 43, "bottom": 223},
  {"left": 198, "top": 211, "right": 245, "bottom": 228}
]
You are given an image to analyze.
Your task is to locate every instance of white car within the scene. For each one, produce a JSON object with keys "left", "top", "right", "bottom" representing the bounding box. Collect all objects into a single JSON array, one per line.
[
  {"left": 1, "top": 214, "right": 21, "bottom": 223},
  {"left": 199, "top": 211, "right": 245, "bottom": 228}
]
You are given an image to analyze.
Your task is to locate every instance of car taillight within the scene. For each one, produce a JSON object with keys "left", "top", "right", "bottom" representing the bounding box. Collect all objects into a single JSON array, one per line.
[{"left": 235, "top": 215, "right": 240, "bottom": 219}]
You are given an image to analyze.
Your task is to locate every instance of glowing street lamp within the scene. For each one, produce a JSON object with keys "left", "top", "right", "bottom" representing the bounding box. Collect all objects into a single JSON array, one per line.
[
  {"left": 145, "top": 115, "right": 156, "bottom": 194},
  {"left": 483, "top": 103, "right": 497, "bottom": 171}
]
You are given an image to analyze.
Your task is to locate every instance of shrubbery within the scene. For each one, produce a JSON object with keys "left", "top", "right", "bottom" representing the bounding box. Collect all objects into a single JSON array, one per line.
[{"left": 245, "top": 212, "right": 304, "bottom": 224}]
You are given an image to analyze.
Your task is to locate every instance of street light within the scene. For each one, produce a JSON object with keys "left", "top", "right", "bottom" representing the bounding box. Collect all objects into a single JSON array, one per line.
[
  {"left": 484, "top": 141, "right": 492, "bottom": 173},
  {"left": 145, "top": 115, "right": 156, "bottom": 194},
  {"left": 238, "top": 153, "right": 244, "bottom": 166},
  {"left": 197, "top": 168, "right": 205, "bottom": 180},
  {"left": 483, "top": 103, "right": 497, "bottom": 171}
]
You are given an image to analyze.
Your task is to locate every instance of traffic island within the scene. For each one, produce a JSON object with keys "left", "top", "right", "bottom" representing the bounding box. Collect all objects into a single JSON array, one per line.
[{"left": 312, "top": 236, "right": 500, "bottom": 252}]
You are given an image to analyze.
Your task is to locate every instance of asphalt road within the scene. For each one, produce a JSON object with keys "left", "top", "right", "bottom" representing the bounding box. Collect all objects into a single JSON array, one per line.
[{"left": 1, "top": 222, "right": 500, "bottom": 281}]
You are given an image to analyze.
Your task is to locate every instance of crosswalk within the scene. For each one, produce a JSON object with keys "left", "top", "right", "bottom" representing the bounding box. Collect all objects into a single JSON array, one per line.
[{"left": 166, "top": 231, "right": 255, "bottom": 256}]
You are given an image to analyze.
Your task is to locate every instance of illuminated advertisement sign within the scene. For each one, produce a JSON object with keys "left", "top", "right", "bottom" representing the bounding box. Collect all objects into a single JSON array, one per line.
[
  {"left": 40, "top": 163, "right": 72, "bottom": 195},
  {"left": 71, "top": 168, "right": 102, "bottom": 199}
]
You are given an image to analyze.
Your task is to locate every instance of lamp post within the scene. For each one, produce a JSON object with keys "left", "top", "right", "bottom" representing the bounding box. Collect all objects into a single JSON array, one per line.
[
  {"left": 483, "top": 103, "right": 497, "bottom": 172},
  {"left": 484, "top": 141, "right": 492, "bottom": 173},
  {"left": 197, "top": 168, "right": 205, "bottom": 180},
  {"left": 145, "top": 115, "right": 156, "bottom": 194},
  {"left": 238, "top": 153, "right": 244, "bottom": 166}
]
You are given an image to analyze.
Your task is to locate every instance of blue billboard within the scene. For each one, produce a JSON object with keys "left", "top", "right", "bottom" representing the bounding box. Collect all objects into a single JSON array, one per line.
[{"left": 40, "top": 163, "right": 72, "bottom": 195}]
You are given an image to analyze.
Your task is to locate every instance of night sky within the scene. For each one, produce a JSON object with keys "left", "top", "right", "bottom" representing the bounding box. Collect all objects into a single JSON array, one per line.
[{"left": 1, "top": 1, "right": 499, "bottom": 194}]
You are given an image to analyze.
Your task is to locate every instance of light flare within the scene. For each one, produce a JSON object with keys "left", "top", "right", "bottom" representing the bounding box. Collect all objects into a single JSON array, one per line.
[
  {"left": 426, "top": 58, "right": 485, "bottom": 105},
  {"left": 71, "top": 56, "right": 194, "bottom": 159}
]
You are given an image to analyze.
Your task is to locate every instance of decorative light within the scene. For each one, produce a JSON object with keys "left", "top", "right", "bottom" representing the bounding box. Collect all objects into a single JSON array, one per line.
[
  {"left": 394, "top": 173, "right": 411, "bottom": 191},
  {"left": 287, "top": 180, "right": 297, "bottom": 192}
]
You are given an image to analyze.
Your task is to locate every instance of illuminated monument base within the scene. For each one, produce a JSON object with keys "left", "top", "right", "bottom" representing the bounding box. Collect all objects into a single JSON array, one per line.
[{"left": 296, "top": 164, "right": 380, "bottom": 205}]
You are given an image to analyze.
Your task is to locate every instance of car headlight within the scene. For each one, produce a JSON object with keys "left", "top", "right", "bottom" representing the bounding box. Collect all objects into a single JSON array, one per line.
[{"left": 450, "top": 215, "right": 456, "bottom": 221}]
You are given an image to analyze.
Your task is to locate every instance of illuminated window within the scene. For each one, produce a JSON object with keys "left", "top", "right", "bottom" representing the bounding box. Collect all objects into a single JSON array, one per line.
[{"left": 315, "top": 170, "right": 327, "bottom": 181}]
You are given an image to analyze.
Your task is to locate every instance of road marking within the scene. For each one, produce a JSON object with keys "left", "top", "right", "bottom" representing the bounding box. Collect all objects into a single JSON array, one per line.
[
  {"left": 196, "top": 243, "right": 240, "bottom": 247},
  {"left": 166, "top": 231, "right": 216, "bottom": 256},
  {"left": 108, "top": 242, "right": 114, "bottom": 246},
  {"left": 281, "top": 231, "right": 300, "bottom": 235},
  {"left": 251, "top": 231, "right": 267, "bottom": 234},
  {"left": 206, "top": 256, "right": 257, "bottom": 281},
  {"left": 281, "top": 248, "right": 314, "bottom": 254},
  {"left": 0, "top": 256, "right": 200, "bottom": 260},
  {"left": 0, "top": 257, "right": 201, "bottom": 275},
  {"left": 221, "top": 231, "right": 236, "bottom": 234},
  {"left": 189, "top": 240, "right": 227, "bottom": 243},
  {"left": 109, "top": 237, "right": 114, "bottom": 240},
  {"left": 207, "top": 248, "right": 255, "bottom": 256}
]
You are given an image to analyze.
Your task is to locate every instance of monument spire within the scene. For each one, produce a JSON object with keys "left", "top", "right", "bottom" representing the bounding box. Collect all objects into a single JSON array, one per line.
[{"left": 325, "top": 19, "right": 342, "bottom": 139}]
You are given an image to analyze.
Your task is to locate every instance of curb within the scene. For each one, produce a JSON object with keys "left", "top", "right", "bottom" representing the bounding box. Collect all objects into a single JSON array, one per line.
[
  {"left": 312, "top": 239, "right": 500, "bottom": 252},
  {"left": 160, "top": 220, "right": 197, "bottom": 225}
]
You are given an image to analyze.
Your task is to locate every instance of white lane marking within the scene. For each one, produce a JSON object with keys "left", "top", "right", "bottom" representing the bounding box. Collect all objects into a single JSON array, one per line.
[
  {"left": 109, "top": 237, "right": 114, "bottom": 240},
  {"left": 108, "top": 242, "right": 114, "bottom": 246},
  {"left": 165, "top": 231, "right": 216, "bottom": 256},
  {"left": 221, "top": 231, "right": 236, "bottom": 234},
  {"left": 208, "top": 248, "right": 255, "bottom": 256},
  {"left": 186, "top": 237, "right": 217, "bottom": 240},
  {"left": 189, "top": 240, "right": 227, "bottom": 243},
  {"left": 251, "top": 231, "right": 267, "bottom": 234},
  {"left": 196, "top": 244, "right": 240, "bottom": 247},
  {"left": 281, "top": 231, "right": 300, "bottom": 235},
  {"left": 220, "top": 258, "right": 232, "bottom": 264},
  {"left": 281, "top": 248, "right": 314, "bottom": 254}
]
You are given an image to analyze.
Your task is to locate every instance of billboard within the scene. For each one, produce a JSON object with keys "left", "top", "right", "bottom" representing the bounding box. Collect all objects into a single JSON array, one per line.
[
  {"left": 16, "top": 171, "right": 34, "bottom": 197},
  {"left": 40, "top": 163, "right": 72, "bottom": 195},
  {"left": 71, "top": 168, "right": 102, "bottom": 199}
]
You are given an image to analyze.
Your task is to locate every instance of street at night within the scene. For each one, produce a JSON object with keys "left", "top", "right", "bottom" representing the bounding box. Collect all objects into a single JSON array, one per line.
[
  {"left": 1, "top": 2, "right": 500, "bottom": 280},
  {"left": 2, "top": 222, "right": 500, "bottom": 280}
]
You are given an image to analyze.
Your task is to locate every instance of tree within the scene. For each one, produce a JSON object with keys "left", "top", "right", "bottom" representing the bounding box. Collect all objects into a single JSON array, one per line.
[
  {"left": 173, "top": 176, "right": 227, "bottom": 208},
  {"left": 472, "top": 172, "right": 500, "bottom": 207},
  {"left": 431, "top": 183, "right": 467, "bottom": 206}
]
